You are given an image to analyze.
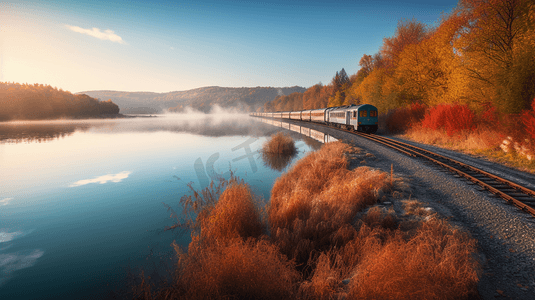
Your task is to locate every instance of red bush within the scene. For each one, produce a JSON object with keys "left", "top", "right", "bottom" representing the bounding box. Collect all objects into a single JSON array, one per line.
[
  {"left": 385, "top": 103, "right": 427, "bottom": 133},
  {"left": 421, "top": 104, "right": 475, "bottom": 136},
  {"left": 478, "top": 102, "right": 499, "bottom": 128},
  {"left": 522, "top": 98, "right": 535, "bottom": 141}
]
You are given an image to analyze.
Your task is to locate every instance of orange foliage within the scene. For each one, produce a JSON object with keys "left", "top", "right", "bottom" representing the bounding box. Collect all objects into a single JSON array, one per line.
[{"left": 348, "top": 219, "right": 480, "bottom": 300}]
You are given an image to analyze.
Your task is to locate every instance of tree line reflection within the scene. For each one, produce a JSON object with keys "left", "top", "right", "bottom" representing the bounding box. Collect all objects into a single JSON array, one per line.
[{"left": 0, "top": 115, "right": 277, "bottom": 144}]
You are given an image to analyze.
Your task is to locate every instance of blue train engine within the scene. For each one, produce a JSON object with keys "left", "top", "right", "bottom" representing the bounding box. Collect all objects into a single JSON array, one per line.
[{"left": 328, "top": 104, "right": 378, "bottom": 134}]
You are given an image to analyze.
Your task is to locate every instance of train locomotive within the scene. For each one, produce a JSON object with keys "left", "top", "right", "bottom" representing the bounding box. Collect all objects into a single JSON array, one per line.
[{"left": 251, "top": 104, "right": 378, "bottom": 134}]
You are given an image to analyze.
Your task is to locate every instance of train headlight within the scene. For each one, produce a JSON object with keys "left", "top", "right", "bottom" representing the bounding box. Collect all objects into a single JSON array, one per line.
[
  {"left": 358, "top": 122, "right": 362, "bottom": 125},
  {"left": 375, "top": 122, "right": 378, "bottom": 124}
]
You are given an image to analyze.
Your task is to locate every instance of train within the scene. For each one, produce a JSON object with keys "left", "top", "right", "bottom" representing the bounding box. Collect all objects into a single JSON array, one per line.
[{"left": 250, "top": 104, "right": 379, "bottom": 134}]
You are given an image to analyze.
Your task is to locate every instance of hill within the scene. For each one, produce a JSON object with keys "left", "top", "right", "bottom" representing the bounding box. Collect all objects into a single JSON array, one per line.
[
  {"left": 0, "top": 82, "right": 120, "bottom": 121},
  {"left": 81, "top": 86, "right": 306, "bottom": 114}
]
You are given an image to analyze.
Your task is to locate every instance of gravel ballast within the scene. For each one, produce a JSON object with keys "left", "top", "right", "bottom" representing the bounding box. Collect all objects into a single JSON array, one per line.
[{"left": 281, "top": 119, "right": 535, "bottom": 299}]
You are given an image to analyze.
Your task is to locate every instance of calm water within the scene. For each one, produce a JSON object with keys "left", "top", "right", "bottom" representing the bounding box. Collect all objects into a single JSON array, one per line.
[{"left": 0, "top": 113, "right": 326, "bottom": 300}]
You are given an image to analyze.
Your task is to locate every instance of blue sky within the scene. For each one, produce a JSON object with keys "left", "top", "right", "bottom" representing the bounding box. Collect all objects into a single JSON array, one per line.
[{"left": 1, "top": 0, "right": 459, "bottom": 93}]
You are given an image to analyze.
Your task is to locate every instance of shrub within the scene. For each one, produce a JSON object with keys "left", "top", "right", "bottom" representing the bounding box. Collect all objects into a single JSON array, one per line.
[
  {"left": 522, "top": 98, "right": 535, "bottom": 141},
  {"left": 262, "top": 131, "right": 297, "bottom": 155},
  {"left": 421, "top": 104, "right": 475, "bottom": 136},
  {"left": 385, "top": 103, "right": 427, "bottom": 133},
  {"left": 478, "top": 102, "right": 499, "bottom": 129}
]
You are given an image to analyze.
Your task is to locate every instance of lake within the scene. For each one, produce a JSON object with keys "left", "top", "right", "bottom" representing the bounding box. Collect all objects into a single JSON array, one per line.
[{"left": 0, "top": 113, "right": 333, "bottom": 300}]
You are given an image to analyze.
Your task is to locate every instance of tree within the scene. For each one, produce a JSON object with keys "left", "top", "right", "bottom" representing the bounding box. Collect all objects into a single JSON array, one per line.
[
  {"left": 456, "top": 0, "right": 535, "bottom": 113},
  {"left": 380, "top": 19, "right": 428, "bottom": 70}
]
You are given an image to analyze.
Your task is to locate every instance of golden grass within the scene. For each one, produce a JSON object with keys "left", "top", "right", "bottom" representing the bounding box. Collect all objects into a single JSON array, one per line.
[
  {"left": 262, "top": 131, "right": 297, "bottom": 155},
  {"left": 261, "top": 132, "right": 298, "bottom": 171},
  {"left": 133, "top": 141, "right": 481, "bottom": 299},
  {"left": 268, "top": 142, "right": 389, "bottom": 266},
  {"left": 198, "top": 183, "right": 263, "bottom": 243},
  {"left": 348, "top": 219, "right": 480, "bottom": 300},
  {"left": 404, "top": 126, "right": 503, "bottom": 152},
  {"left": 176, "top": 238, "right": 300, "bottom": 300},
  {"left": 403, "top": 126, "right": 535, "bottom": 173}
]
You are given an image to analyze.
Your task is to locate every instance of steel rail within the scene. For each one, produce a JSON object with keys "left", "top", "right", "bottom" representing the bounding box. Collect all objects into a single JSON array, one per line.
[
  {"left": 253, "top": 115, "right": 535, "bottom": 216},
  {"left": 351, "top": 131, "right": 535, "bottom": 216},
  {"left": 254, "top": 116, "right": 535, "bottom": 217}
]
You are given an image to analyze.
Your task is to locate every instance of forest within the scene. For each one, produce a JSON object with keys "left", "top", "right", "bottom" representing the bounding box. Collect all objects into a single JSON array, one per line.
[
  {"left": 265, "top": 0, "right": 535, "bottom": 114},
  {"left": 0, "top": 82, "right": 120, "bottom": 121},
  {"left": 263, "top": 0, "right": 535, "bottom": 166}
]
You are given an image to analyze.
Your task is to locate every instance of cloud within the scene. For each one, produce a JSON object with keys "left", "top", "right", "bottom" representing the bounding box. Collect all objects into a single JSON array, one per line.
[
  {"left": 0, "top": 231, "right": 23, "bottom": 243},
  {"left": 0, "top": 250, "right": 44, "bottom": 287},
  {"left": 65, "top": 25, "right": 126, "bottom": 44},
  {"left": 0, "top": 198, "right": 12, "bottom": 206},
  {"left": 70, "top": 171, "right": 132, "bottom": 187}
]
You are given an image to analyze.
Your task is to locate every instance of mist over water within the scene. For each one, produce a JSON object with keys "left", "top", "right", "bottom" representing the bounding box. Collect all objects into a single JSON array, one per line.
[{"left": 0, "top": 110, "right": 277, "bottom": 144}]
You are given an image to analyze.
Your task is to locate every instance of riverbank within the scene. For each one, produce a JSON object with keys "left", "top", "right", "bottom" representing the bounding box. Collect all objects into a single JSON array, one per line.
[{"left": 130, "top": 139, "right": 481, "bottom": 299}]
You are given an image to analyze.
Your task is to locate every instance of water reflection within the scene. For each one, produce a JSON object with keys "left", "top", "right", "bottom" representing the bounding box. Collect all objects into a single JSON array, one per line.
[
  {"left": 254, "top": 117, "right": 338, "bottom": 144},
  {"left": 0, "top": 229, "right": 42, "bottom": 288},
  {"left": 0, "top": 113, "right": 276, "bottom": 144},
  {"left": 261, "top": 151, "right": 296, "bottom": 172},
  {"left": 0, "top": 122, "right": 90, "bottom": 144}
]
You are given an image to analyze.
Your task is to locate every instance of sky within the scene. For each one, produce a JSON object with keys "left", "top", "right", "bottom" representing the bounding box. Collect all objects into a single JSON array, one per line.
[{"left": 1, "top": 0, "right": 459, "bottom": 93}]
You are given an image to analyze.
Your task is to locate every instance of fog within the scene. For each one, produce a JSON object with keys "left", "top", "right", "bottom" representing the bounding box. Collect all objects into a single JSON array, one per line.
[{"left": 0, "top": 106, "right": 279, "bottom": 143}]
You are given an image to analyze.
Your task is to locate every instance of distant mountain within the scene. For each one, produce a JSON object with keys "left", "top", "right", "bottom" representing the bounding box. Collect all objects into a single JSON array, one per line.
[{"left": 80, "top": 86, "right": 307, "bottom": 114}]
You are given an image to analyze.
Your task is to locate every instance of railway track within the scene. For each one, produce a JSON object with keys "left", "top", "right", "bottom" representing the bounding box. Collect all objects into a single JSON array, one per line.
[
  {"left": 351, "top": 129, "right": 535, "bottom": 217},
  {"left": 265, "top": 117, "right": 535, "bottom": 217}
]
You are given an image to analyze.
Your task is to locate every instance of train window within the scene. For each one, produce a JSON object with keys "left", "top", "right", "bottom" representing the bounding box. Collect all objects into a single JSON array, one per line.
[
  {"left": 370, "top": 110, "right": 377, "bottom": 117},
  {"left": 359, "top": 110, "right": 367, "bottom": 117},
  {"left": 353, "top": 111, "right": 357, "bottom": 118}
]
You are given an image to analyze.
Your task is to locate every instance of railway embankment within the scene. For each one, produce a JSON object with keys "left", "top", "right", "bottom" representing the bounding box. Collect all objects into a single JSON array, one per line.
[{"left": 292, "top": 119, "right": 535, "bottom": 299}]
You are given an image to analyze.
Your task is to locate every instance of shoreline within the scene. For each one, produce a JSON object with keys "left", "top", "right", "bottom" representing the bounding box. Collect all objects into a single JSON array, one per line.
[{"left": 0, "top": 113, "right": 159, "bottom": 123}]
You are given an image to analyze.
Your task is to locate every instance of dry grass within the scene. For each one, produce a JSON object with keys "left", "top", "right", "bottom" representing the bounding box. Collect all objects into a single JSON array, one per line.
[
  {"left": 404, "top": 126, "right": 503, "bottom": 152},
  {"left": 360, "top": 206, "right": 398, "bottom": 230},
  {"left": 262, "top": 131, "right": 297, "bottom": 155},
  {"left": 198, "top": 183, "right": 264, "bottom": 243},
  {"left": 268, "top": 142, "right": 389, "bottom": 266},
  {"left": 391, "top": 101, "right": 535, "bottom": 172},
  {"left": 403, "top": 125, "right": 535, "bottom": 172},
  {"left": 261, "top": 132, "right": 298, "bottom": 171},
  {"left": 175, "top": 238, "right": 300, "bottom": 300},
  {"left": 133, "top": 141, "right": 481, "bottom": 299},
  {"left": 348, "top": 219, "right": 480, "bottom": 300},
  {"left": 402, "top": 199, "right": 434, "bottom": 217}
]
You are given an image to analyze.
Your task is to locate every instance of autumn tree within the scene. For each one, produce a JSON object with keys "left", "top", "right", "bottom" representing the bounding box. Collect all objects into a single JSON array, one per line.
[
  {"left": 0, "top": 82, "right": 120, "bottom": 121},
  {"left": 380, "top": 19, "right": 429, "bottom": 71},
  {"left": 456, "top": 0, "right": 535, "bottom": 113},
  {"left": 328, "top": 68, "right": 351, "bottom": 107}
]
